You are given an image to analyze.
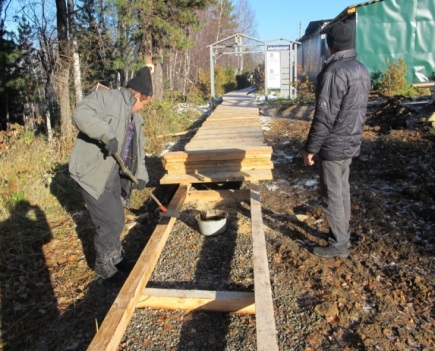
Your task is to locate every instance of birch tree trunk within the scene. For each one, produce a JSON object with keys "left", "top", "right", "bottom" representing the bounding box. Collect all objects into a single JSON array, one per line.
[
  {"left": 154, "top": 51, "right": 164, "bottom": 101},
  {"left": 68, "top": 0, "right": 83, "bottom": 104},
  {"left": 55, "top": 0, "right": 71, "bottom": 137},
  {"left": 216, "top": 0, "right": 224, "bottom": 42}
]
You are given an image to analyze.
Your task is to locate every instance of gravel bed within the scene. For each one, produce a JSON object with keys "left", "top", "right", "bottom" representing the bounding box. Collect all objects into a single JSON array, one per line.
[{"left": 120, "top": 196, "right": 261, "bottom": 350}]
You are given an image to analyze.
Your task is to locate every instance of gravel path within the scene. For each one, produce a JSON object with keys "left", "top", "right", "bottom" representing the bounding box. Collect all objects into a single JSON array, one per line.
[{"left": 118, "top": 98, "right": 434, "bottom": 351}]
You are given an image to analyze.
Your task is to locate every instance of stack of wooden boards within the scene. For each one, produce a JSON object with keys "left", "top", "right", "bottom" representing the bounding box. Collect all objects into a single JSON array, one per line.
[{"left": 160, "top": 103, "right": 273, "bottom": 184}]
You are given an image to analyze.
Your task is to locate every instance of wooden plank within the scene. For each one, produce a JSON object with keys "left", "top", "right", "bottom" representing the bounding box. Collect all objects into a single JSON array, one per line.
[
  {"left": 185, "top": 142, "right": 266, "bottom": 150},
  {"left": 206, "top": 114, "right": 258, "bottom": 117},
  {"left": 186, "top": 189, "right": 250, "bottom": 202},
  {"left": 137, "top": 288, "right": 255, "bottom": 314},
  {"left": 213, "top": 107, "right": 258, "bottom": 112},
  {"left": 185, "top": 143, "right": 266, "bottom": 151},
  {"left": 164, "top": 160, "right": 273, "bottom": 172},
  {"left": 202, "top": 120, "right": 261, "bottom": 126},
  {"left": 411, "top": 82, "right": 435, "bottom": 88},
  {"left": 194, "top": 129, "right": 263, "bottom": 137},
  {"left": 205, "top": 115, "right": 260, "bottom": 121},
  {"left": 165, "top": 158, "right": 272, "bottom": 167},
  {"left": 192, "top": 133, "right": 263, "bottom": 140},
  {"left": 165, "top": 163, "right": 274, "bottom": 175},
  {"left": 186, "top": 140, "right": 266, "bottom": 146},
  {"left": 164, "top": 159, "right": 272, "bottom": 169},
  {"left": 162, "top": 147, "right": 273, "bottom": 161},
  {"left": 249, "top": 181, "right": 278, "bottom": 351},
  {"left": 189, "top": 135, "right": 264, "bottom": 142},
  {"left": 160, "top": 170, "right": 273, "bottom": 184},
  {"left": 87, "top": 185, "right": 189, "bottom": 351}
]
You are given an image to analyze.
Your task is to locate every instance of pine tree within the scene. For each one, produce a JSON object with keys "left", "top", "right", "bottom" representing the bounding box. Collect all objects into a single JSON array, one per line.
[{"left": 15, "top": 16, "right": 42, "bottom": 125}]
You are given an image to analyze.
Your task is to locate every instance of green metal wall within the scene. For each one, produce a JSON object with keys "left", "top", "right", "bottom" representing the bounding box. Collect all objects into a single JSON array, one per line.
[{"left": 356, "top": 0, "right": 435, "bottom": 83}]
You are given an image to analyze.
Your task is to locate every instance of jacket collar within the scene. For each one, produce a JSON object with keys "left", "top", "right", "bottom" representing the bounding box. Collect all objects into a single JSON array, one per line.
[
  {"left": 120, "top": 87, "right": 136, "bottom": 107},
  {"left": 325, "top": 49, "right": 357, "bottom": 66}
]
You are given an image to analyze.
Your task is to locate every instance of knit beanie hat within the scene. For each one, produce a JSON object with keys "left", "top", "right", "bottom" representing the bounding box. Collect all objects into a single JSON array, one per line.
[
  {"left": 326, "top": 22, "right": 353, "bottom": 51},
  {"left": 127, "top": 66, "right": 153, "bottom": 96}
]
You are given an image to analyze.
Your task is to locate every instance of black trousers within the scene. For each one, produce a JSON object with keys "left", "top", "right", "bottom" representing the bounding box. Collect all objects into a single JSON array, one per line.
[{"left": 80, "top": 167, "right": 125, "bottom": 278}]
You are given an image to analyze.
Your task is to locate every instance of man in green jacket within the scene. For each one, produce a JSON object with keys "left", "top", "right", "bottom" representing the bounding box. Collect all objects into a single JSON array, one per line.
[{"left": 69, "top": 67, "right": 153, "bottom": 282}]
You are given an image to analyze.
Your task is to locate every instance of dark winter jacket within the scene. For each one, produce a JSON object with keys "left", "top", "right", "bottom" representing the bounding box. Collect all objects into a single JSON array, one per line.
[
  {"left": 305, "top": 49, "right": 371, "bottom": 161},
  {"left": 69, "top": 88, "right": 148, "bottom": 200}
]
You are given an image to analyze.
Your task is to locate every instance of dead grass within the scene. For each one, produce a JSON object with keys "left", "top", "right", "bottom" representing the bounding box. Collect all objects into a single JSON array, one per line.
[{"left": 0, "top": 100, "right": 199, "bottom": 350}]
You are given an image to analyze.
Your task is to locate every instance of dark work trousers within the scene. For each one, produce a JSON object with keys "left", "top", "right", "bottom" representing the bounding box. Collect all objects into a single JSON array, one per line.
[
  {"left": 319, "top": 158, "right": 352, "bottom": 248},
  {"left": 80, "top": 166, "right": 125, "bottom": 279}
]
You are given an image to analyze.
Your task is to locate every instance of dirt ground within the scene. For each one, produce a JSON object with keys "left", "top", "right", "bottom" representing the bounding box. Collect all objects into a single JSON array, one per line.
[
  {"left": 119, "top": 96, "right": 434, "bottom": 350},
  {"left": 1, "top": 96, "right": 434, "bottom": 351},
  {"left": 256, "top": 96, "right": 435, "bottom": 350}
]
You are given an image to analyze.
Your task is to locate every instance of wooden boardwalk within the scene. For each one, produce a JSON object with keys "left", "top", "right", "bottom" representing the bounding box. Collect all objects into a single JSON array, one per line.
[
  {"left": 87, "top": 90, "right": 278, "bottom": 351},
  {"left": 161, "top": 91, "right": 273, "bottom": 184}
]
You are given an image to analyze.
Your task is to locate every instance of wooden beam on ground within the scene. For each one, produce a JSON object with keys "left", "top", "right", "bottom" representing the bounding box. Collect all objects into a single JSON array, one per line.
[
  {"left": 137, "top": 288, "right": 255, "bottom": 314},
  {"left": 87, "top": 185, "right": 189, "bottom": 351},
  {"left": 250, "top": 181, "right": 278, "bottom": 351}
]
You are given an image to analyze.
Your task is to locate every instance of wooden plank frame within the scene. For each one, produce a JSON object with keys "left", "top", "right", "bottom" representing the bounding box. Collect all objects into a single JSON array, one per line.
[
  {"left": 87, "top": 92, "right": 279, "bottom": 350},
  {"left": 137, "top": 288, "right": 255, "bottom": 314},
  {"left": 250, "top": 181, "right": 278, "bottom": 351},
  {"left": 87, "top": 184, "right": 189, "bottom": 351},
  {"left": 87, "top": 183, "right": 279, "bottom": 351}
]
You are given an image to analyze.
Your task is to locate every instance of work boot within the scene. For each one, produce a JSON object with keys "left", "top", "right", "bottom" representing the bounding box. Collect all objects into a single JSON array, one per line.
[
  {"left": 103, "top": 270, "right": 127, "bottom": 286},
  {"left": 312, "top": 245, "right": 349, "bottom": 258},
  {"left": 94, "top": 253, "right": 118, "bottom": 279},
  {"left": 115, "top": 258, "right": 136, "bottom": 273}
]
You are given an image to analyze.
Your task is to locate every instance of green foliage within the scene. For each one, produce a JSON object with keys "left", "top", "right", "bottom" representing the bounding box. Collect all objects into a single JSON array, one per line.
[
  {"left": 236, "top": 72, "right": 251, "bottom": 89},
  {"left": 378, "top": 57, "right": 415, "bottom": 97},
  {"left": 197, "top": 69, "right": 212, "bottom": 100},
  {"left": 203, "top": 65, "right": 238, "bottom": 97},
  {"left": 222, "top": 65, "right": 237, "bottom": 93},
  {"left": 23, "top": 130, "right": 35, "bottom": 145},
  {"left": 2, "top": 191, "right": 25, "bottom": 211},
  {"left": 295, "top": 75, "right": 315, "bottom": 104},
  {"left": 195, "top": 65, "right": 234, "bottom": 100}
]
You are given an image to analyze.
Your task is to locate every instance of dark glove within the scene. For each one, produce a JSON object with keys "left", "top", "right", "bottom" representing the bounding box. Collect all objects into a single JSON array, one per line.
[
  {"left": 105, "top": 138, "right": 118, "bottom": 156},
  {"left": 136, "top": 179, "right": 147, "bottom": 190}
]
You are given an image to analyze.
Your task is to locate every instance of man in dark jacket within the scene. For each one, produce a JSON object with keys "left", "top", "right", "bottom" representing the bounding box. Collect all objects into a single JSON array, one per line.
[
  {"left": 69, "top": 66, "right": 153, "bottom": 281},
  {"left": 304, "top": 22, "right": 371, "bottom": 258}
]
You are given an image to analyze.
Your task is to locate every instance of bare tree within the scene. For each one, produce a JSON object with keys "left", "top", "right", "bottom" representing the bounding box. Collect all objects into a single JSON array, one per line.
[
  {"left": 234, "top": 0, "right": 259, "bottom": 73},
  {"left": 55, "top": 0, "right": 71, "bottom": 137},
  {"left": 234, "top": 0, "right": 257, "bottom": 38},
  {"left": 68, "top": 0, "right": 83, "bottom": 104}
]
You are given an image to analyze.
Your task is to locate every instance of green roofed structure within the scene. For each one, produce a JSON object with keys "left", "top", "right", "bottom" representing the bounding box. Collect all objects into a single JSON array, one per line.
[{"left": 298, "top": 0, "right": 435, "bottom": 84}]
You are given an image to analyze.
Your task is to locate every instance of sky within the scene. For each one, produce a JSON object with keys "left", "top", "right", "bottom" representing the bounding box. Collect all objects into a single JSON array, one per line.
[
  {"left": 3, "top": 0, "right": 360, "bottom": 40},
  {"left": 247, "top": 0, "right": 361, "bottom": 40}
]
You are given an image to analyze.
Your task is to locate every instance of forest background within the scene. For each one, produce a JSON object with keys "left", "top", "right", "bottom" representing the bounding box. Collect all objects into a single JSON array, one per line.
[
  {"left": 0, "top": 2, "right": 265, "bottom": 348},
  {"left": 0, "top": 0, "right": 261, "bottom": 140}
]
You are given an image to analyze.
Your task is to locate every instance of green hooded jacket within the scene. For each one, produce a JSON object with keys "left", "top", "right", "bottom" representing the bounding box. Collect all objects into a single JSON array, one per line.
[{"left": 69, "top": 88, "right": 148, "bottom": 200}]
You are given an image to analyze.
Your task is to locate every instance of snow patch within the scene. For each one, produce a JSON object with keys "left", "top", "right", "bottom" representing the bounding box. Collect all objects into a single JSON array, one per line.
[{"left": 304, "top": 179, "right": 318, "bottom": 187}]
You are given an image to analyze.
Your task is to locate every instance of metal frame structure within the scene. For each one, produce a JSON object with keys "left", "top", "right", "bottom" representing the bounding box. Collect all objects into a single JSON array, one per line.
[
  {"left": 208, "top": 33, "right": 265, "bottom": 98},
  {"left": 208, "top": 34, "right": 301, "bottom": 100}
]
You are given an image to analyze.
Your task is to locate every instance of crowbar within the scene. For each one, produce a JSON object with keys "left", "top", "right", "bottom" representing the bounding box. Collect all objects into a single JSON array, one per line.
[{"left": 112, "top": 152, "right": 179, "bottom": 218}]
